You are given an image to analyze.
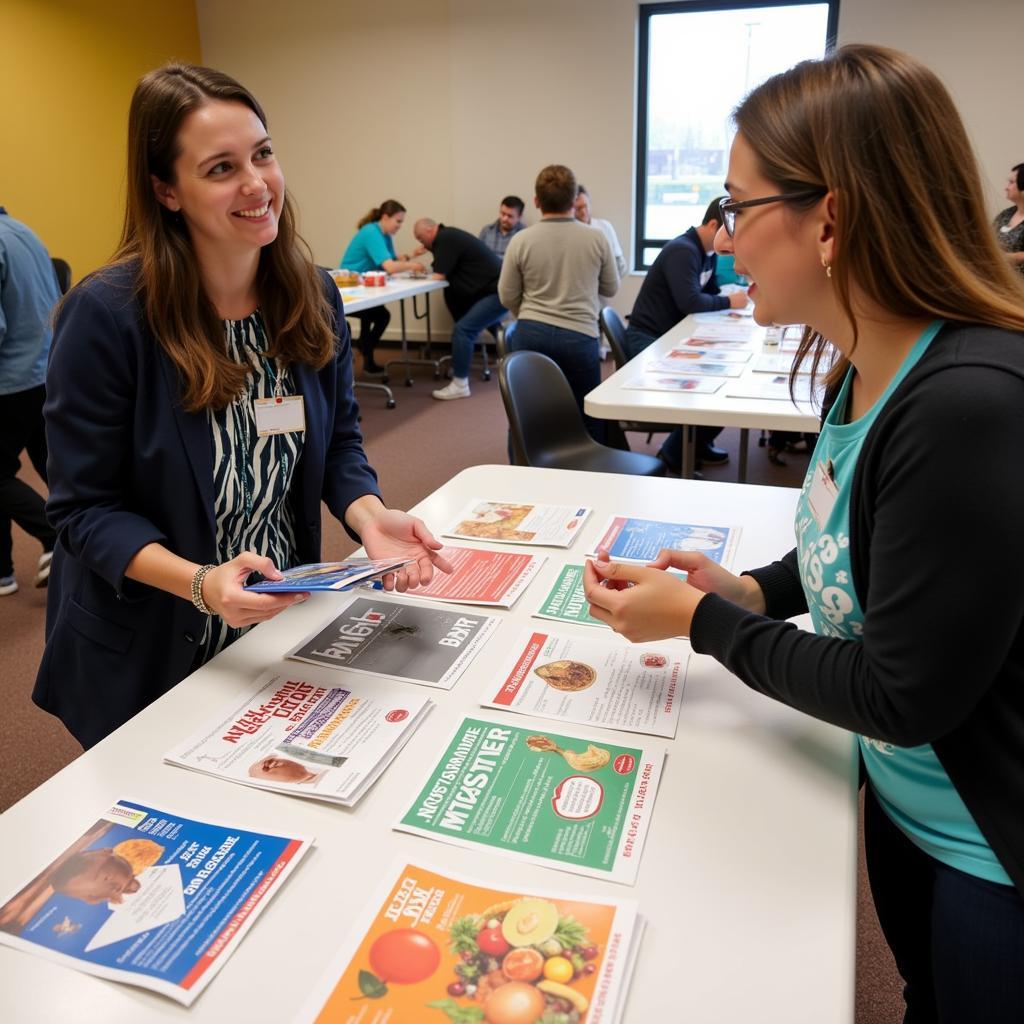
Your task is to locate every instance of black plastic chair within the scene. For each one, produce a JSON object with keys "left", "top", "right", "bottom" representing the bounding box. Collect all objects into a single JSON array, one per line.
[
  {"left": 599, "top": 307, "right": 670, "bottom": 448},
  {"left": 499, "top": 350, "right": 666, "bottom": 476},
  {"left": 51, "top": 258, "right": 72, "bottom": 295}
]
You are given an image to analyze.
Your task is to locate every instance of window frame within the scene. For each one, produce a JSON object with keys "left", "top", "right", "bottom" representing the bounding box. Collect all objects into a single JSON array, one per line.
[{"left": 634, "top": 0, "right": 840, "bottom": 270}]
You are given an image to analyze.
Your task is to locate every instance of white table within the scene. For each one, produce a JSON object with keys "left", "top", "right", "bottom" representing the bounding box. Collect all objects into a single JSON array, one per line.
[
  {"left": 0, "top": 466, "right": 856, "bottom": 1023},
  {"left": 338, "top": 275, "right": 449, "bottom": 407},
  {"left": 586, "top": 314, "right": 821, "bottom": 479}
]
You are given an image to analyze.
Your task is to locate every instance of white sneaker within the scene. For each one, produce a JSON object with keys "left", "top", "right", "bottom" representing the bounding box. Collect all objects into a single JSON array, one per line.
[
  {"left": 0, "top": 575, "right": 17, "bottom": 596},
  {"left": 432, "top": 379, "right": 471, "bottom": 401},
  {"left": 35, "top": 551, "right": 53, "bottom": 588}
]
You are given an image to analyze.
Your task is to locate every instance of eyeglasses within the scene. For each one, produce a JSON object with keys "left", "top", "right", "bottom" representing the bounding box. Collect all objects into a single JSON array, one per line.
[{"left": 718, "top": 190, "right": 827, "bottom": 238}]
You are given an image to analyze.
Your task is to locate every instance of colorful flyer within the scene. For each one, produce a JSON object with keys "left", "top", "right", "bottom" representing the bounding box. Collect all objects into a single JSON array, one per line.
[
  {"left": 295, "top": 859, "right": 643, "bottom": 1024},
  {"left": 287, "top": 593, "right": 499, "bottom": 690},
  {"left": 623, "top": 374, "right": 723, "bottom": 394},
  {"left": 165, "top": 662, "right": 431, "bottom": 806},
  {"left": 395, "top": 715, "right": 665, "bottom": 884},
  {"left": 482, "top": 628, "right": 688, "bottom": 738},
  {"left": 645, "top": 359, "right": 744, "bottom": 377},
  {"left": 385, "top": 545, "right": 545, "bottom": 608},
  {"left": 444, "top": 500, "right": 592, "bottom": 548},
  {"left": 590, "top": 515, "right": 740, "bottom": 568},
  {"left": 533, "top": 564, "right": 609, "bottom": 629},
  {"left": 244, "top": 558, "right": 410, "bottom": 592},
  {"left": 655, "top": 347, "right": 751, "bottom": 363},
  {"left": 0, "top": 800, "right": 309, "bottom": 1005}
]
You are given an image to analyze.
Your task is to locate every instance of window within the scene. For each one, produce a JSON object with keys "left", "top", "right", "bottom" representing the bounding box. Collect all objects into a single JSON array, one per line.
[{"left": 635, "top": 1, "right": 838, "bottom": 269}]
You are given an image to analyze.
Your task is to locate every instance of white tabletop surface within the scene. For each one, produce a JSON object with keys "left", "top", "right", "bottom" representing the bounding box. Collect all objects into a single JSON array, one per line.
[
  {"left": 585, "top": 314, "right": 823, "bottom": 434},
  {"left": 0, "top": 466, "right": 856, "bottom": 1023},
  {"left": 336, "top": 274, "right": 447, "bottom": 314}
]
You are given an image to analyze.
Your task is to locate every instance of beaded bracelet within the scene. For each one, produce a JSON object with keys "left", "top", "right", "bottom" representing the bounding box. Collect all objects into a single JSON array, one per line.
[{"left": 191, "top": 564, "right": 217, "bottom": 615}]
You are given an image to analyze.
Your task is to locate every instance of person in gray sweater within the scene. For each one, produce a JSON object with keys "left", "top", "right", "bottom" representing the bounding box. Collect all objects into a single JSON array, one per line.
[{"left": 498, "top": 164, "right": 618, "bottom": 442}]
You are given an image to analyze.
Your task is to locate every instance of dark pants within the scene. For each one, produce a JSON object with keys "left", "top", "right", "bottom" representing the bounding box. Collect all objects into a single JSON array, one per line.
[
  {"left": 351, "top": 308, "right": 391, "bottom": 362},
  {"left": 0, "top": 384, "right": 55, "bottom": 576},
  {"left": 623, "top": 324, "right": 720, "bottom": 472},
  {"left": 508, "top": 320, "right": 606, "bottom": 444},
  {"left": 864, "top": 784, "right": 1024, "bottom": 1023}
]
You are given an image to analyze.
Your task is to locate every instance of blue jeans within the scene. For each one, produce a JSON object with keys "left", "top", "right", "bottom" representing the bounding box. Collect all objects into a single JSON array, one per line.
[
  {"left": 622, "top": 324, "right": 721, "bottom": 472},
  {"left": 864, "top": 784, "right": 1024, "bottom": 1023},
  {"left": 508, "top": 320, "right": 605, "bottom": 444},
  {"left": 450, "top": 293, "right": 508, "bottom": 378}
]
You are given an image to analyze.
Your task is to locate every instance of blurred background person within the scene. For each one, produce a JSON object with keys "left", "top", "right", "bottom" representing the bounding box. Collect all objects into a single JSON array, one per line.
[
  {"left": 339, "top": 200, "right": 427, "bottom": 373},
  {"left": 479, "top": 195, "right": 525, "bottom": 259},
  {"left": 574, "top": 183, "right": 627, "bottom": 278},
  {"left": 993, "top": 163, "right": 1024, "bottom": 275},
  {"left": 0, "top": 206, "right": 60, "bottom": 596}
]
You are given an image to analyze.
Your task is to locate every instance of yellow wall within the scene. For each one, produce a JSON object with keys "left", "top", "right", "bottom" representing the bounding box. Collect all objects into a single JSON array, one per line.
[{"left": 0, "top": 0, "right": 202, "bottom": 281}]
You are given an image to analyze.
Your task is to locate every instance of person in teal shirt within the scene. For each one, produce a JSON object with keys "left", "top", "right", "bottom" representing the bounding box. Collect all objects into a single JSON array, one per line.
[
  {"left": 339, "top": 200, "right": 426, "bottom": 374},
  {"left": 584, "top": 45, "right": 1024, "bottom": 1021}
]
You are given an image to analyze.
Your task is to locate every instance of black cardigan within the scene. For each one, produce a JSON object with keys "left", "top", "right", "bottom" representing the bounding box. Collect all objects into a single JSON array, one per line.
[{"left": 691, "top": 322, "right": 1024, "bottom": 896}]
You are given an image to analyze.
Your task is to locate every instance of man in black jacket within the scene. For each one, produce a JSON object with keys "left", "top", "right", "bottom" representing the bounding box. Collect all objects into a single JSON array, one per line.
[
  {"left": 413, "top": 219, "right": 508, "bottom": 401},
  {"left": 625, "top": 198, "right": 748, "bottom": 471}
]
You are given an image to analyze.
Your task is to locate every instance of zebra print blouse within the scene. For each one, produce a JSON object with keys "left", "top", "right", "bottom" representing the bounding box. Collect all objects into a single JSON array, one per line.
[{"left": 197, "top": 313, "right": 303, "bottom": 663}]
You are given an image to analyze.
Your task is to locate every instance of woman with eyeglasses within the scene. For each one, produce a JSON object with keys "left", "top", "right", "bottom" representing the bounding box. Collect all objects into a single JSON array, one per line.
[
  {"left": 38, "top": 64, "right": 450, "bottom": 749},
  {"left": 586, "top": 44, "right": 1024, "bottom": 1019}
]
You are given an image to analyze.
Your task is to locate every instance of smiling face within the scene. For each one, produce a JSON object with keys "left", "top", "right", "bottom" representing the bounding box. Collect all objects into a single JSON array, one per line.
[
  {"left": 151, "top": 99, "right": 283, "bottom": 262},
  {"left": 716, "top": 133, "right": 830, "bottom": 328}
]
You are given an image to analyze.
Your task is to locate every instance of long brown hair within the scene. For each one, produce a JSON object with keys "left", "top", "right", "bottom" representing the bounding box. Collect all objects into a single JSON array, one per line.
[
  {"left": 357, "top": 200, "right": 406, "bottom": 229},
  {"left": 114, "top": 63, "right": 334, "bottom": 412},
  {"left": 734, "top": 44, "right": 1024, "bottom": 396}
]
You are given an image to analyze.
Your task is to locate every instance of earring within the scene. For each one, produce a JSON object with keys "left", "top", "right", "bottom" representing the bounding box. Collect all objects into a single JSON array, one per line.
[{"left": 821, "top": 255, "right": 832, "bottom": 279}]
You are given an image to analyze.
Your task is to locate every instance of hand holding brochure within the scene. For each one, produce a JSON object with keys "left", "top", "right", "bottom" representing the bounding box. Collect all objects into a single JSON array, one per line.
[
  {"left": 296, "top": 859, "right": 643, "bottom": 1024},
  {"left": 0, "top": 800, "right": 309, "bottom": 1005},
  {"left": 591, "top": 515, "right": 740, "bottom": 568},
  {"left": 165, "top": 662, "right": 432, "bottom": 806},
  {"left": 244, "top": 557, "right": 411, "bottom": 592}
]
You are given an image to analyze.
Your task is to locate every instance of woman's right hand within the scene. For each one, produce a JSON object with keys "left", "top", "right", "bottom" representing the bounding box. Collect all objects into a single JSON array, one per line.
[
  {"left": 647, "top": 548, "right": 766, "bottom": 614},
  {"left": 201, "top": 552, "right": 308, "bottom": 628}
]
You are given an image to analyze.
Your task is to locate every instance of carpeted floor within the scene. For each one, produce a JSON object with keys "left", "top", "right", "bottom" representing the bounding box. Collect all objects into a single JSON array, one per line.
[{"left": 0, "top": 344, "right": 902, "bottom": 1021}]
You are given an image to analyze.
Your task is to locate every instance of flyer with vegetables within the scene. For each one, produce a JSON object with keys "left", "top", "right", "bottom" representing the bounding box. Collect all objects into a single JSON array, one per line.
[
  {"left": 590, "top": 516, "right": 740, "bottom": 569},
  {"left": 295, "top": 859, "right": 642, "bottom": 1024},
  {"left": 165, "top": 662, "right": 431, "bottom": 806},
  {"left": 480, "top": 629, "right": 688, "bottom": 738},
  {"left": 0, "top": 799, "right": 309, "bottom": 1005},
  {"left": 386, "top": 546, "right": 546, "bottom": 608},
  {"left": 444, "top": 501, "right": 592, "bottom": 548},
  {"left": 395, "top": 716, "right": 665, "bottom": 885}
]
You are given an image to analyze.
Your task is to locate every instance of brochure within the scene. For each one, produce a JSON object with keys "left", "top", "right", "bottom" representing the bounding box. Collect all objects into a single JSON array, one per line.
[
  {"left": 623, "top": 374, "right": 723, "bottom": 394},
  {"left": 645, "top": 359, "right": 744, "bottom": 377},
  {"left": 533, "top": 563, "right": 609, "bottom": 629},
  {"left": 654, "top": 347, "right": 751, "bottom": 363},
  {"left": 244, "top": 558, "right": 411, "bottom": 592},
  {"left": 680, "top": 336, "right": 752, "bottom": 351},
  {"left": 0, "top": 800, "right": 309, "bottom": 1005},
  {"left": 287, "top": 593, "right": 499, "bottom": 690},
  {"left": 590, "top": 515, "right": 740, "bottom": 569},
  {"left": 727, "top": 375, "right": 814, "bottom": 402},
  {"left": 444, "top": 500, "right": 592, "bottom": 548},
  {"left": 383, "top": 545, "right": 545, "bottom": 608},
  {"left": 395, "top": 715, "right": 665, "bottom": 884},
  {"left": 684, "top": 322, "right": 761, "bottom": 343},
  {"left": 482, "top": 628, "right": 688, "bottom": 738},
  {"left": 165, "top": 663, "right": 431, "bottom": 806},
  {"left": 295, "top": 858, "right": 643, "bottom": 1024}
]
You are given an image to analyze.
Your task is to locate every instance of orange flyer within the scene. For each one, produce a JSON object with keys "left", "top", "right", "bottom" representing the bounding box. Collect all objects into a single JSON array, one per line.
[{"left": 297, "top": 859, "right": 641, "bottom": 1024}]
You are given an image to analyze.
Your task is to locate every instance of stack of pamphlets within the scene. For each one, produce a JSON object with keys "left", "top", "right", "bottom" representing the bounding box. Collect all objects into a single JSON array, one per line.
[
  {"left": 165, "top": 662, "right": 432, "bottom": 806},
  {"left": 0, "top": 800, "right": 309, "bottom": 1005},
  {"left": 295, "top": 859, "right": 643, "bottom": 1023},
  {"left": 286, "top": 593, "right": 499, "bottom": 690},
  {"left": 244, "top": 557, "right": 412, "bottom": 592}
]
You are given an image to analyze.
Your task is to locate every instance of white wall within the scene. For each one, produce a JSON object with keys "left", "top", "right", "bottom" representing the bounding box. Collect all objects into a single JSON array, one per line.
[{"left": 197, "top": 0, "right": 1021, "bottom": 335}]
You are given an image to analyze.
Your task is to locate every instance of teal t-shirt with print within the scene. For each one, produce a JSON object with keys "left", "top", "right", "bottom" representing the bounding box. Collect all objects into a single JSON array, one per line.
[
  {"left": 340, "top": 222, "right": 396, "bottom": 272},
  {"left": 794, "top": 320, "right": 1011, "bottom": 886}
]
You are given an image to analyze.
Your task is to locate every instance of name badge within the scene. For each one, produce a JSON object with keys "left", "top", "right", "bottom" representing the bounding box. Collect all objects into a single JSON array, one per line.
[
  {"left": 807, "top": 459, "right": 838, "bottom": 529},
  {"left": 254, "top": 395, "right": 305, "bottom": 436}
]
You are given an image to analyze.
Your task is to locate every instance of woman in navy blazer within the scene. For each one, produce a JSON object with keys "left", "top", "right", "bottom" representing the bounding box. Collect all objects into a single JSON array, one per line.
[{"left": 37, "top": 64, "right": 450, "bottom": 749}]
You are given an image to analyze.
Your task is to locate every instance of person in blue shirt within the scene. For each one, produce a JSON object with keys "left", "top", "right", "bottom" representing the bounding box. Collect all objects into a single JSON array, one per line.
[
  {"left": 0, "top": 207, "right": 61, "bottom": 595},
  {"left": 586, "top": 45, "right": 1024, "bottom": 1020},
  {"left": 339, "top": 201, "right": 427, "bottom": 374}
]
